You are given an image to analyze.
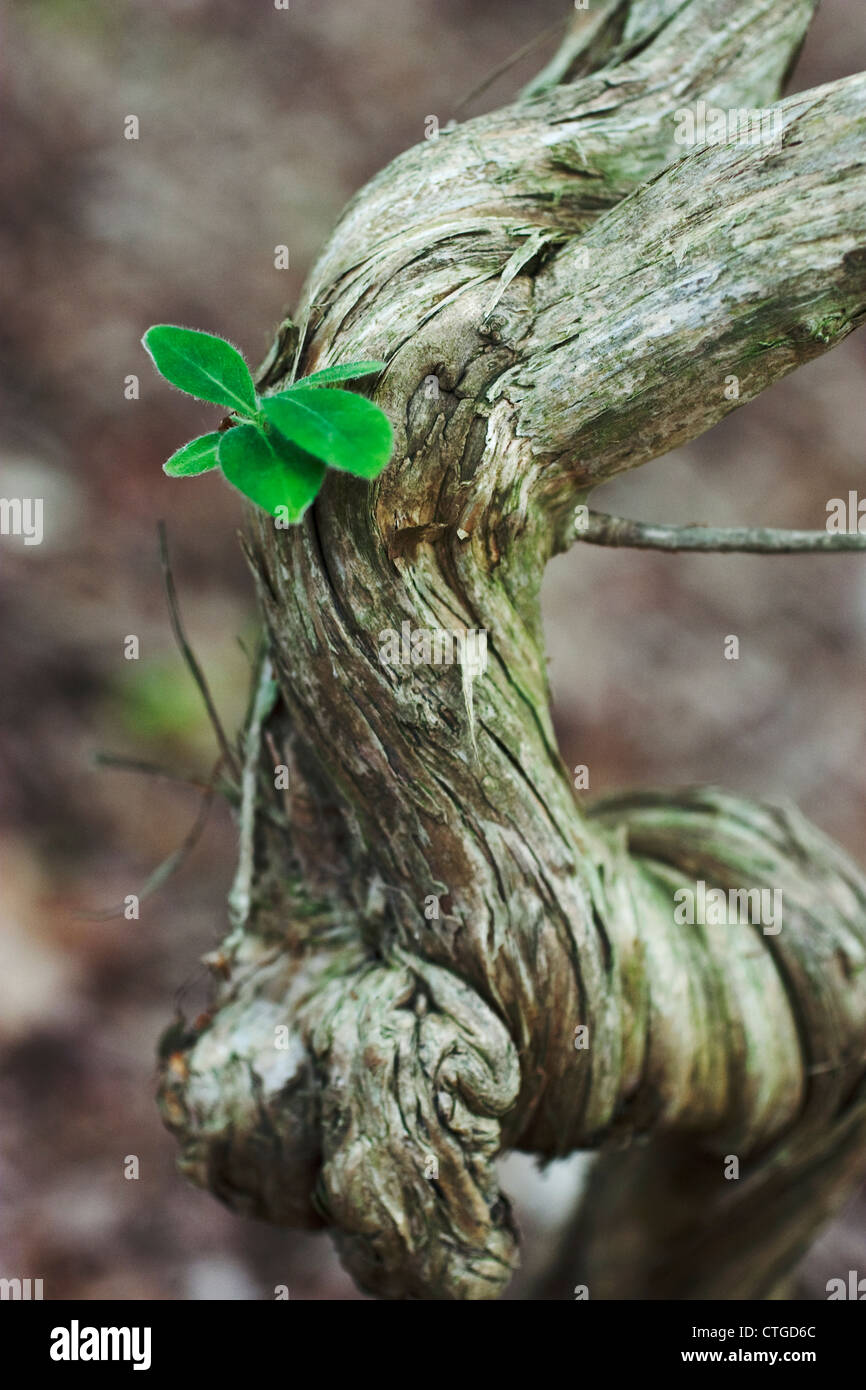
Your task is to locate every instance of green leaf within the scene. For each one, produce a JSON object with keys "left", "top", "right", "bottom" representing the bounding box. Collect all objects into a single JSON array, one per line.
[
  {"left": 218, "top": 424, "right": 325, "bottom": 520},
  {"left": 163, "top": 431, "right": 222, "bottom": 477},
  {"left": 302, "top": 360, "right": 386, "bottom": 387},
  {"left": 142, "top": 325, "right": 258, "bottom": 417},
  {"left": 262, "top": 387, "right": 393, "bottom": 479}
]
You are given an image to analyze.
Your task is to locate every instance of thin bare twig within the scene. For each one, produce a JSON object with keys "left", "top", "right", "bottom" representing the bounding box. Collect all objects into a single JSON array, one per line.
[
  {"left": 157, "top": 521, "right": 241, "bottom": 779},
  {"left": 453, "top": 17, "right": 568, "bottom": 116},
  {"left": 578, "top": 510, "right": 866, "bottom": 554},
  {"left": 227, "top": 654, "right": 280, "bottom": 936},
  {"left": 81, "top": 757, "right": 224, "bottom": 921},
  {"left": 92, "top": 751, "right": 239, "bottom": 802}
]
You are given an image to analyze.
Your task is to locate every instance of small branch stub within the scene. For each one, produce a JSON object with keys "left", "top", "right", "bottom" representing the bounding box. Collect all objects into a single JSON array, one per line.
[{"left": 579, "top": 510, "right": 866, "bottom": 554}]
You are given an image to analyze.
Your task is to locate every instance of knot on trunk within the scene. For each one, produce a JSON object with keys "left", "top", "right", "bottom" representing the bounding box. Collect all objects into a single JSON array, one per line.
[{"left": 160, "top": 936, "right": 521, "bottom": 1299}]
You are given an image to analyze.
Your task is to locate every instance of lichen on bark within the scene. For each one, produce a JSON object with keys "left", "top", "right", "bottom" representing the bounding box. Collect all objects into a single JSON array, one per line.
[{"left": 158, "top": 0, "right": 866, "bottom": 1299}]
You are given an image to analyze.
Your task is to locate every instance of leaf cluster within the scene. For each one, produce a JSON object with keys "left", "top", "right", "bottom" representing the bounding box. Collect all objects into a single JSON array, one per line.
[{"left": 142, "top": 326, "right": 392, "bottom": 520}]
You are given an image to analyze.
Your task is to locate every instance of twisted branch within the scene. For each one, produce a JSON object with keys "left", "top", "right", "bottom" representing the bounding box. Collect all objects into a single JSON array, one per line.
[{"left": 159, "top": 0, "right": 866, "bottom": 1300}]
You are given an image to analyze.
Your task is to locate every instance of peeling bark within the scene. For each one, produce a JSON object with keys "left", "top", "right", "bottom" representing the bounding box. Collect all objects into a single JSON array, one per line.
[{"left": 159, "top": 0, "right": 866, "bottom": 1300}]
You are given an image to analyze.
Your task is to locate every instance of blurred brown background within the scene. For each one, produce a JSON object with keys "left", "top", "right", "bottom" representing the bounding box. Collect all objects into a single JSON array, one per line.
[{"left": 1, "top": 0, "right": 864, "bottom": 1300}]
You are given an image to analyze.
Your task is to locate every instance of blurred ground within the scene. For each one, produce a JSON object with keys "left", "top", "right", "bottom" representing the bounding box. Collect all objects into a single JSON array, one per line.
[{"left": 0, "top": 0, "right": 864, "bottom": 1300}]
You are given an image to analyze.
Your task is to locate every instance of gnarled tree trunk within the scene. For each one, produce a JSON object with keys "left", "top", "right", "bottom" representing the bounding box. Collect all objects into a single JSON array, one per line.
[{"left": 158, "top": 0, "right": 866, "bottom": 1299}]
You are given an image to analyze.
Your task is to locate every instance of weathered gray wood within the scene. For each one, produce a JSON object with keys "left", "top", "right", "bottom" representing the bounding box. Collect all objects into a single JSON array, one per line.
[{"left": 159, "top": 0, "right": 866, "bottom": 1300}]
